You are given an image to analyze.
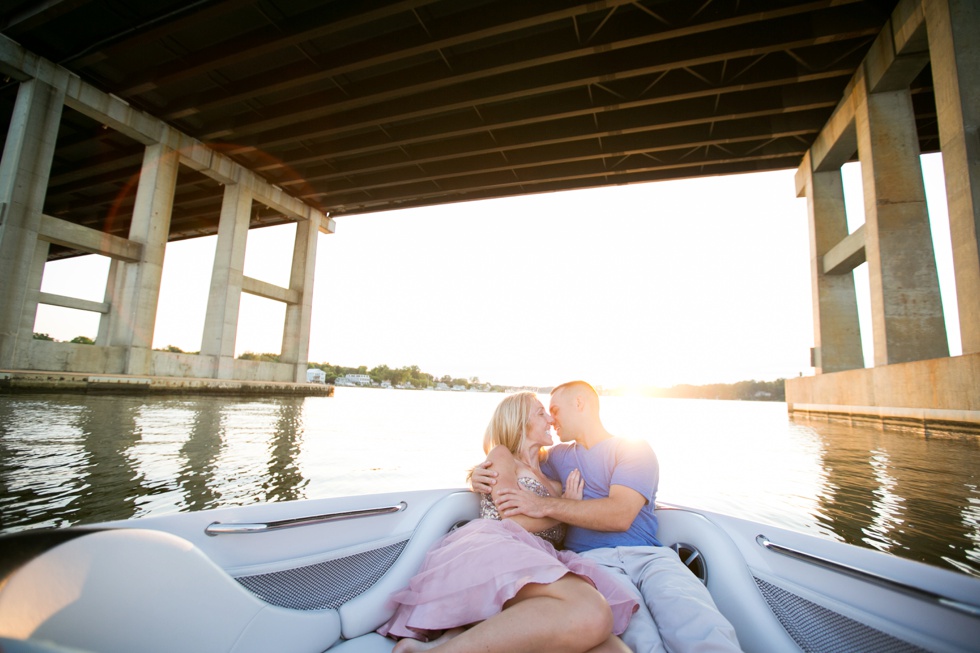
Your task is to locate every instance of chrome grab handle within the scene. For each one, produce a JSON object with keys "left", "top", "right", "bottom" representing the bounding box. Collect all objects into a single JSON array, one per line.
[
  {"left": 205, "top": 501, "right": 408, "bottom": 536},
  {"left": 756, "top": 534, "right": 980, "bottom": 618}
]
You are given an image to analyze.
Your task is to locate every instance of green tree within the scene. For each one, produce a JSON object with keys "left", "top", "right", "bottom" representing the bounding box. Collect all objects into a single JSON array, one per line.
[
  {"left": 369, "top": 364, "right": 392, "bottom": 383},
  {"left": 70, "top": 336, "right": 95, "bottom": 345},
  {"left": 239, "top": 351, "right": 280, "bottom": 362},
  {"left": 33, "top": 332, "right": 54, "bottom": 341}
]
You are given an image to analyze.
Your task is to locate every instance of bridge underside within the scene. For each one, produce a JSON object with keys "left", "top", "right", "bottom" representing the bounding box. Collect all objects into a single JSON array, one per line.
[
  {"left": 0, "top": 0, "right": 976, "bottom": 426},
  {"left": 1, "top": 0, "right": 921, "bottom": 253}
]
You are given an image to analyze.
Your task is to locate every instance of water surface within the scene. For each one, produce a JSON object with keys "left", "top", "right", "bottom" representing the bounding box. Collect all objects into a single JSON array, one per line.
[{"left": 1, "top": 388, "right": 977, "bottom": 577}]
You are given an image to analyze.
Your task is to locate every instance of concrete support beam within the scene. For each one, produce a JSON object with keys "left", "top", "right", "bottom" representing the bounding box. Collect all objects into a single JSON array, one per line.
[
  {"left": 855, "top": 80, "right": 948, "bottom": 366},
  {"left": 891, "top": 0, "right": 929, "bottom": 55},
  {"left": 865, "top": 2, "right": 930, "bottom": 93},
  {"left": 281, "top": 217, "right": 319, "bottom": 382},
  {"left": 0, "top": 78, "right": 64, "bottom": 369},
  {"left": 37, "top": 214, "right": 142, "bottom": 262},
  {"left": 251, "top": 184, "right": 316, "bottom": 223},
  {"left": 924, "top": 0, "right": 980, "bottom": 354},
  {"left": 108, "top": 142, "right": 179, "bottom": 375},
  {"left": 799, "top": 153, "right": 865, "bottom": 374},
  {"left": 38, "top": 292, "right": 109, "bottom": 314},
  {"left": 201, "top": 183, "right": 251, "bottom": 379},
  {"left": 318, "top": 213, "right": 337, "bottom": 235},
  {"left": 823, "top": 225, "right": 866, "bottom": 276},
  {"left": 804, "top": 99, "right": 858, "bottom": 175},
  {"left": 242, "top": 277, "right": 301, "bottom": 305}
]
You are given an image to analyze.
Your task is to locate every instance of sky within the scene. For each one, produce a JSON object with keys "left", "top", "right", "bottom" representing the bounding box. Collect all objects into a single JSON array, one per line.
[{"left": 35, "top": 153, "right": 960, "bottom": 389}]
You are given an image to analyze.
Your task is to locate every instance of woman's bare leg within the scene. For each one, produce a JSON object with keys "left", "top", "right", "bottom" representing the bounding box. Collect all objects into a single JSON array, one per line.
[
  {"left": 392, "top": 628, "right": 633, "bottom": 653},
  {"left": 394, "top": 624, "right": 628, "bottom": 653},
  {"left": 394, "top": 628, "right": 466, "bottom": 653},
  {"left": 399, "top": 575, "right": 614, "bottom": 653}
]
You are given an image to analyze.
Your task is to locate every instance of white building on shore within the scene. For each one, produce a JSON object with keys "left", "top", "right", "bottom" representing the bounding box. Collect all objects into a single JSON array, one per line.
[
  {"left": 306, "top": 369, "right": 327, "bottom": 384},
  {"left": 335, "top": 373, "right": 372, "bottom": 386}
]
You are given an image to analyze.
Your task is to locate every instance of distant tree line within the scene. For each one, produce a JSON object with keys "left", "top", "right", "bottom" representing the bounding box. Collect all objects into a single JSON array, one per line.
[
  {"left": 307, "top": 361, "right": 490, "bottom": 390},
  {"left": 30, "top": 334, "right": 785, "bottom": 400},
  {"left": 33, "top": 334, "right": 194, "bottom": 351},
  {"left": 238, "top": 351, "right": 279, "bottom": 362},
  {"left": 33, "top": 332, "right": 95, "bottom": 344},
  {"left": 645, "top": 379, "right": 786, "bottom": 402}
]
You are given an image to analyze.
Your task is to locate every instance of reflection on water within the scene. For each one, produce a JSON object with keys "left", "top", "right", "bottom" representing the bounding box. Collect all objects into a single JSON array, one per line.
[
  {"left": 808, "top": 420, "right": 980, "bottom": 577},
  {"left": 0, "top": 389, "right": 977, "bottom": 577}
]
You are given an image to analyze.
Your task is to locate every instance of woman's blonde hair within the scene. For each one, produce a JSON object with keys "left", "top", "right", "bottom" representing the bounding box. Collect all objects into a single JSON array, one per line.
[{"left": 482, "top": 391, "right": 539, "bottom": 455}]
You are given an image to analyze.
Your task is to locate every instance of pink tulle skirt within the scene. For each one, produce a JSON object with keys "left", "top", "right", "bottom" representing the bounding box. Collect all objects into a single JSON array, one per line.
[{"left": 377, "top": 518, "right": 637, "bottom": 641}]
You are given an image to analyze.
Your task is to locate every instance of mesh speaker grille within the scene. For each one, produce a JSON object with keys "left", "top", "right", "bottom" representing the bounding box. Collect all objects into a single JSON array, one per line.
[
  {"left": 236, "top": 540, "right": 408, "bottom": 610},
  {"left": 754, "top": 577, "right": 928, "bottom": 653}
]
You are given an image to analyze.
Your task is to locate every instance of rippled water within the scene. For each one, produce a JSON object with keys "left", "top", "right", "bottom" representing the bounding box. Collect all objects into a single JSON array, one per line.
[{"left": 1, "top": 388, "right": 977, "bottom": 577}]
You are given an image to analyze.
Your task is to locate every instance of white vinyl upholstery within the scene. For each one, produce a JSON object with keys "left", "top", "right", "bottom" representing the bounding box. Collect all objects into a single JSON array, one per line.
[
  {"left": 327, "top": 633, "right": 396, "bottom": 652},
  {"left": 0, "top": 528, "right": 341, "bottom": 653},
  {"left": 655, "top": 509, "right": 799, "bottom": 653},
  {"left": 338, "top": 491, "right": 480, "bottom": 640}
]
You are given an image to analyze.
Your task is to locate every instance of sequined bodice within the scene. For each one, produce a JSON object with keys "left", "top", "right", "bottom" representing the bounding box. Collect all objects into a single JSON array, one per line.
[{"left": 481, "top": 476, "right": 566, "bottom": 547}]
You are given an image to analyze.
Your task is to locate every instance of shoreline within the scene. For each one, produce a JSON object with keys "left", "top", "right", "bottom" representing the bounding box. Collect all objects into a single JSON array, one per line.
[{"left": 0, "top": 370, "right": 334, "bottom": 397}]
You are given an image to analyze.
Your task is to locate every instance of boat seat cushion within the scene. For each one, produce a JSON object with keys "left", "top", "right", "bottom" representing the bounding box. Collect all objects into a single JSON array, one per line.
[
  {"left": 0, "top": 528, "right": 341, "bottom": 653},
  {"left": 327, "top": 633, "right": 395, "bottom": 652},
  {"left": 0, "top": 636, "right": 94, "bottom": 653},
  {"left": 338, "top": 491, "right": 480, "bottom": 640}
]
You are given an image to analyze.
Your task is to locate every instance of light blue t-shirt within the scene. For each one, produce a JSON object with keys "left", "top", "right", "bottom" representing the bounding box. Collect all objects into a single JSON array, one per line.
[{"left": 541, "top": 437, "right": 661, "bottom": 552}]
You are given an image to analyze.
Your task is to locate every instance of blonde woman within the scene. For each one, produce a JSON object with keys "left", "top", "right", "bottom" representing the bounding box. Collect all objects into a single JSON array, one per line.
[{"left": 377, "top": 392, "right": 636, "bottom": 653}]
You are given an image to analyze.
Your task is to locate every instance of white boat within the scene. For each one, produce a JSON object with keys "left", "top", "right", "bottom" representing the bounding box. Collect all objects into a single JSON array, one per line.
[{"left": 1, "top": 488, "right": 978, "bottom": 653}]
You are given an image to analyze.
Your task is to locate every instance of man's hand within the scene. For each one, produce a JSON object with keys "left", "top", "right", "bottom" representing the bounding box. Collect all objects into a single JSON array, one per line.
[
  {"left": 495, "top": 487, "right": 551, "bottom": 519},
  {"left": 499, "top": 482, "right": 647, "bottom": 532},
  {"left": 468, "top": 460, "right": 497, "bottom": 494},
  {"left": 563, "top": 469, "right": 584, "bottom": 501}
]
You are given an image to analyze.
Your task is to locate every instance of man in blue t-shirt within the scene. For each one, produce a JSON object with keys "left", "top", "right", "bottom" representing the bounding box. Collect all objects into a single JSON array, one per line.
[{"left": 472, "top": 380, "right": 741, "bottom": 653}]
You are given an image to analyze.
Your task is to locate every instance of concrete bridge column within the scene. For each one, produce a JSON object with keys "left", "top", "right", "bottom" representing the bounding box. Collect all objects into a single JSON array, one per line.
[
  {"left": 107, "top": 142, "right": 178, "bottom": 375},
  {"left": 14, "top": 237, "right": 53, "bottom": 369},
  {"left": 281, "top": 217, "right": 319, "bottom": 383},
  {"left": 201, "top": 182, "right": 252, "bottom": 379},
  {"left": 799, "top": 155, "right": 864, "bottom": 373},
  {"left": 95, "top": 260, "right": 119, "bottom": 346},
  {"left": 855, "top": 81, "right": 948, "bottom": 366},
  {"left": 924, "top": 0, "right": 980, "bottom": 354},
  {"left": 0, "top": 79, "right": 64, "bottom": 369}
]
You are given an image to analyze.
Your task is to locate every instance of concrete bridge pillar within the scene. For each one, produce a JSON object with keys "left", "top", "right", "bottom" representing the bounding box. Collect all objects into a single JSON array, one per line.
[
  {"left": 95, "top": 261, "right": 120, "bottom": 346},
  {"left": 201, "top": 182, "right": 252, "bottom": 379},
  {"left": 924, "top": 0, "right": 980, "bottom": 354},
  {"left": 107, "top": 142, "right": 179, "bottom": 375},
  {"left": 799, "top": 155, "right": 864, "bottom": 373},
  {"left": 0, "top": 36, "right": 333, "bottom": 391},
  {"left": 855, "top": 81, "right": 948, "bottom": 366},
  {"left": 0, "top": 79, "right": 64, "bottom": 369},
  {"left": 281, "top": 216, "right": 319, "bottom": 383},
  {"left": 787, "top": 0, "right": 978, "bottom": 430}
]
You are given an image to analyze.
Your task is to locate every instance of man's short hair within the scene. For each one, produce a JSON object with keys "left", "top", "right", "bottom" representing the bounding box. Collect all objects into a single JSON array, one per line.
[{"left": 551, "top": 380, "right": 599, "bottom": 402}]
